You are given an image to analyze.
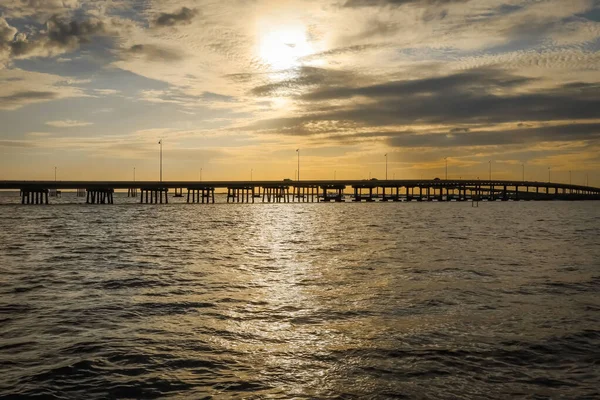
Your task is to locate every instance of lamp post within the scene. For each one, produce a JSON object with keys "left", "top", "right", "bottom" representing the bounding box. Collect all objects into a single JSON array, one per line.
[
  {"left": 522, "top": 163, "right": 525, "bottom": 182},
  {"left": 569, "top": 170, "right": 571, "bottom": 185},
  {"left": 296, "top": 149, "right": 300, "bottom": 181},
  {"left": 251, "top": 168, "right": 253, "bottom": 182},
  {"left": 133, "top": 167, "right": 136, "bottom": 182},
  {"left": 158, "top": 139, "right": 163, "bottom": 182},
  {"left": 334, "top": 170, "right": 336, "bottom": 180},
  {"left": 54, "top": 166, "right": 57, "bottom": 182},
  {"left": 488, "top": 160, "right": 492, "bottom": 181},
  {"left": 586, "top": 173, "right": 589, "bottom": 187},
  {"left": 444, "top": 157, "right": 448, "bottom": 180},
  {"left": 548, "top": 167, "right": 551, "bottom": 182},
  {"left": 200, "top": 167, "right": 202, "bottom": 182},
  {"left": 385, "top": 153, "right": 388, "bottom": 180}
]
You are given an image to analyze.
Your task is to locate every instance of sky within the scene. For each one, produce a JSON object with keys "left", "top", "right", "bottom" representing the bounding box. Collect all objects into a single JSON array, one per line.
[{"left": 0, "top": 0, "right": 599, "bottom": 184}]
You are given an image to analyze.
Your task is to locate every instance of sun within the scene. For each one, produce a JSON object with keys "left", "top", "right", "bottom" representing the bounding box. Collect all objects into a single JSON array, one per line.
[{"left": 258, "top": 25, "right": 313, "bottom": 70}]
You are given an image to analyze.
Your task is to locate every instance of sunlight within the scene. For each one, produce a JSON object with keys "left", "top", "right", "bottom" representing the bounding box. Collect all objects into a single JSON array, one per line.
[{"left": 258, "top": 24, "right": 313, "bottom": 70}]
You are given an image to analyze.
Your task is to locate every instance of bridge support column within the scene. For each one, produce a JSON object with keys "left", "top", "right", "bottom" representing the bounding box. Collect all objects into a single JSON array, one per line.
[
  {"left": 86, "top": 188, "right": 114, "bottom": 204},
  {"left": 187, "top": 188, "right": 215, "bottom": 204},
  {"left": 140, "top": 188, "right": 168, "bottom": 204},
  {"left": 227, "top": 187, "right": 253, "bottom": 203},
  {"left": 21, "top": 188, "right": 49, "bottom": 205}
]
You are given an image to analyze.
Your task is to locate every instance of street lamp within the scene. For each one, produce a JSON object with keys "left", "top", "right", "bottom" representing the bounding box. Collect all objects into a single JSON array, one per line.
[
  {"left": 296, "top": 149, "right": 300, "bottom": 181},
  {"left": 385, "top": 153, "right": 388, "bottom": 180},
  {"left": 521, "top": 163, "right": 525, "bottom": 182},
  {"left": 133, "top": 167, "right": 136, "bottom": 182},
  {"left": 251, "top": 168, "right": 253, "bottom": 182},
  {"left": 548, "top": 167, "right": 551, "bottom": 182},
  {"left": 569, "top": 170, "right": 571, "bottom": 185},
  {"left": 158, "top": 139, "right": 163, "bottom": 182},
  {"left": 444, "top": 157, "right": 448, "bottom": 180},
  {"left": 200, "top": 167, "right": 202, "bottom": 181},
  {"left": 334, "top": 170, "right": 336, "bottom": 180},
  {"left": 488, "top": 160, "right": 492, "bottom": 181},
  {"left": 54, "top": 166, "right": 57, "bottom": 181}
]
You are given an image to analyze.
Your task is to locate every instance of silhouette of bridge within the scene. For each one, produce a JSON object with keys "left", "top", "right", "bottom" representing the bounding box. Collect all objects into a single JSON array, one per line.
[{"left": 1, "top": 179, "right": 599, "bottom": 204}]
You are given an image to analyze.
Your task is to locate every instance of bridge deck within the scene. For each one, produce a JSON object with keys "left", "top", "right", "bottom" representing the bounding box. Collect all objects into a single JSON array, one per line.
[{"left": 1, "top": 179, "right": 598, "bottom": 191}]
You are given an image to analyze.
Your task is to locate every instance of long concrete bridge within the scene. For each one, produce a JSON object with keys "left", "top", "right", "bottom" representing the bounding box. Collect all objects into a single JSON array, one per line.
[{"left": 1, "top": 179, "right": 599, "bottom": 204}]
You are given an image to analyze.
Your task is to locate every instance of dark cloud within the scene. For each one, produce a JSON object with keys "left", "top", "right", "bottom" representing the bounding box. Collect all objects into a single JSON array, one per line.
[
  {"left": 46, "top": 15, "right": 106, "bottom": 46},
  {"left": 247, "top": 69, "right": 600, "bottom": 143},
  {"left": 309, "top": 122, "right": 600, "bottom": 148},
  {"left": 387, "top": 123, "right": 600, "bottom": 148},
  {"left": 124, "top": 44, "right": 184, "bottom": 62},
  {"left": 0, "top": 90, "right": 57, "bottom": 108},
  {"left": 303, "top": 68, "right": 534, "bottom": 101},
  {"left": 251, "top": 66, "right": 358, "bottom": 97},
  {"left": 343, "top": 0, "right": 469, "bottom": 7},
  {"left": 154, "top": 7, "right": 198, "bottom": 27},
  {"left": 2, "top": 15, "right": 108, "bottom": 59}
]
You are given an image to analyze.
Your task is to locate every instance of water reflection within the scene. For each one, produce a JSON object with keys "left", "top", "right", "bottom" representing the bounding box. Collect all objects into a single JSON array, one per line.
[{"left": 0, "top": 200, "right": 599, "bottom": 398}]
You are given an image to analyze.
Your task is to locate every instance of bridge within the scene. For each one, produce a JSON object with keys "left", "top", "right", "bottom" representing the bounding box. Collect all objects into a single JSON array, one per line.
[{"left": 1, "top": 179, "right": 599, "bottom": 204}]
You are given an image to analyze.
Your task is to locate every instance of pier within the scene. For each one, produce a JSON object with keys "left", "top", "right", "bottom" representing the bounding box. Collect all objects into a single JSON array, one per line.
[{"left": 2, "top": 179, "right": 599, "bottom": 205}]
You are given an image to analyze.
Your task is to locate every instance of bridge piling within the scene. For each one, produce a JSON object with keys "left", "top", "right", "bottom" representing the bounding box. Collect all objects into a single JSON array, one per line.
[
  {"left": 85, "top": 188, "right": 114, "bottom": 204},
  {"left": 140, "top": 188, "right": 168, "bottom": 204},
  {"left": 20, "top": 189, "right": 49, "bottom": 205}
]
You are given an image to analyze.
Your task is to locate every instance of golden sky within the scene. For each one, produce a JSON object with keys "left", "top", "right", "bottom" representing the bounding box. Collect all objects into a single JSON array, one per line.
[{"left": 0, "top": 0, "right": 599, "bottom": 184}]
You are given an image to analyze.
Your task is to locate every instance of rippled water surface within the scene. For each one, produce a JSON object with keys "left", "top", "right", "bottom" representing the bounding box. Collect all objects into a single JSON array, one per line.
[{"left": 1, "top": 194, "right": 599, "bottom": 399}]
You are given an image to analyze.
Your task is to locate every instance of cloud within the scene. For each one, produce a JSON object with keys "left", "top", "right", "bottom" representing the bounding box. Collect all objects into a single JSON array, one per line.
[
  {"left": 0, "top": 90, "right": 57, "bottom": 108},
  {"left": 92, "top": 89, "right": 120, "bottom": 96},
  {"left": 251, "top": 66, "right": 359, "bottom": 97},
  {"left": 243, "top": 68, "right": 600, "bottom": 150},
  {"left": 122, "top": 44, "right": 184, "bottom": 62},
  {"left": 45, "top": 119, "right": 93, "bottom": 128},
  {"left": 0, "top": 0, "right": 79, "bottom": 20},
  {"left": 1, "top": 14, "right": 113, "bottom": 62},
  {"left": 154, "top": 7, "right": 198, "bottom": 27},
  {"left": 342, "top": 0, "right": 469, "bottom": 7},
  {"left": 46, "top": 15, "right": 106, "bottom": 46},
  {"left": 0, "top": 68, "right": 86, "bottom": 109},
  {"left": 0, "top": 17, "right": 18, "bottom": 62},
  {"left": 387, "top": 123, "right": 600, "bottom": 148},
  {"left": 302, "top": 68, "right": 535, "bottom": 101}
]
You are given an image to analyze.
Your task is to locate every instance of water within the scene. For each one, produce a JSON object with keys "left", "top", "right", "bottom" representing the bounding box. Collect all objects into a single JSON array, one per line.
[{"left": 1, "top": 194, "right": 599, "bottom": 399}]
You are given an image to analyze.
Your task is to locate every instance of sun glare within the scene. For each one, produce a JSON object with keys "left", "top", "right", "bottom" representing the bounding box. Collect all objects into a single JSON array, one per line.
[{"left": 258, "top": 25, "right": 313, "bottom": 70}]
